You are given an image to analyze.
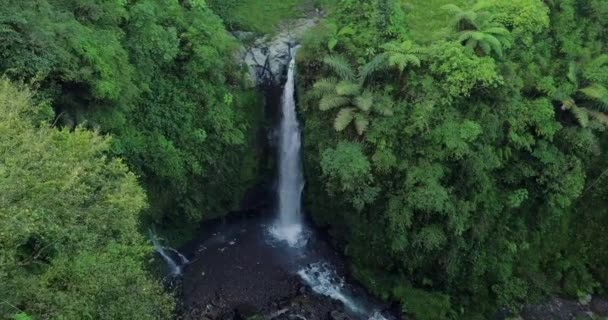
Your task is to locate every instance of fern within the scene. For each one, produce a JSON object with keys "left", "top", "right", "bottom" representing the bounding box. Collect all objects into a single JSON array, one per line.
[
  {"left": 567, "top": 61, "right": 578, "bottom": 84},
  {"left": 323, "top": 55, "right": 356, "bottom": 81},
  {"left": 360, "top": 54, "right": 388, "bottom": 82},
  {"left": 570, "top": 105, "right": 590, "bottom": 127},
  {"left": 587, "top": 109, "right": 608, "bottom": 127},
  {"left": 354, "top": 91, "right": 374, "bottom": 112},
  {"left": 354, "top": 113, "right": 369, "bottom": 135},
  {"left": 336, "top": 81, "right": 361, "bottom": 96},
  {"left": 311, "top": 77, "right": 338, "bottom": 98},
  {"left": 334, "top": 108, "right": 355, "bottom": 131},
  {"left": 579, "top": 84, "right": 608, "bottom": 111},
  {"left": 319, "top": 94, "right": 349, "bottom": 111}
]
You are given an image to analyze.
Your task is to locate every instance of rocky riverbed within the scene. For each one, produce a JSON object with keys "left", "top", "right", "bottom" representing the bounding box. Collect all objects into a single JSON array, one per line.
[{"left": 176, "top": 214, "right": 398, "bottom": 320}]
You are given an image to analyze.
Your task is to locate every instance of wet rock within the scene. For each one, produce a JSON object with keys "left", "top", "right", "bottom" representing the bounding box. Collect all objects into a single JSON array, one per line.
[
  {"left": 238, "top": 18, "right": 319, "bottom": 85},
  {"left": 330, "top": 310, "right": 351, "bottom": 320},
  {"left": 235, "top": 303, "right": 259, "bottom": 320},
  {"left": 521, "top": 298, "right": 590, "bottom": 320},
  {"left": 590, "top": 297, "right": 608, "bottom": 316}
]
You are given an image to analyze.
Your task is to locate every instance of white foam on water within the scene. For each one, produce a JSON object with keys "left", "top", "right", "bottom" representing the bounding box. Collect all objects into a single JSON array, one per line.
[
  {"left": 269, "top": 223, "right": 308, "bottom": 248},
  {"left": 297, "top": 262, "right": 389, "bottom": 319},
  {"left": 149, "top": 230, "right": 187, "bottom": 276}
]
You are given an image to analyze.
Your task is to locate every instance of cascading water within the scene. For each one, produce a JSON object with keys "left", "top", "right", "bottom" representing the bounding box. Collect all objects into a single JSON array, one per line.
[
  {"left": 149, "top": 230, "right": 188, "bottom": 276},
  {"left": 265, "top": 51, "right": 389, "bottom": 320},
  {"left": 298, "top": 263, "right": 389, "bottom": 320},
  {"left": 269, "top": 50, "right": 307, "bottom": 247}
]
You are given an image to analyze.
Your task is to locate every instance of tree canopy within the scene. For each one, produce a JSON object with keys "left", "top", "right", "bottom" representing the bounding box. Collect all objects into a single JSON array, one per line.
[
  {"left": 297, "top": 0, "right": 608, "bottom": 318},
  {"left": 0, "top": 79, "right": 173, "bottom": 319}
]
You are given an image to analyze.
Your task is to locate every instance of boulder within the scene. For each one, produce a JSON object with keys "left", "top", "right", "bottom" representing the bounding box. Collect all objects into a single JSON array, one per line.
[
  {"left": 237, "top": 18, "right": 319, "bottom": 85},
  {"left": 590, "top": 297, "right": 608, "bottom": 316}
]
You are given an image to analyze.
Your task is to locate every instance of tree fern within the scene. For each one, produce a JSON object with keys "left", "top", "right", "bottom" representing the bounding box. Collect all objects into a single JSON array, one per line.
[
  {"left": 579, "top": 84, "right": 608, "bottom": 111},
  {"left": 446, "top": 4, "right": 511, "bottom": 58},
  {"left": 336, "top": 81, "right": 361, "bottom": 96},
  {"left": 354, "top": 91, "right": 374, "bottom": 112},
  {"left": 311, "top": 77, "right": 338, "bottom": 98},
  {"left": 354, "top": 113, "right": 369, "bottom": 135},
  {"left": 334, "top": 108, "right": 355, "bottom": 131},
  {"left": 570, "top": 105, "right": 590, "bottom": 127},
  {"left": 323, "top": 55, "right": 356, "bottom": 81},
  {"left": 360, "top": 54, "right": 389, "bottom": 82},
  {"left": 319, "top": 94, "right": 349, "bottom": 111}
]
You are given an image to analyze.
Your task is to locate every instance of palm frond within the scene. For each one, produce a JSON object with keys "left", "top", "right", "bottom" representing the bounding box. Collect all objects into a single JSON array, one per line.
[
  {"left": 567, "top": 61, "right": 578, "bottom": 84},
  {"left": 310, "top": 77, "right": 338, "bottom": 98},
  {"left": 569, "top": 105, "right": 589, "bottom": 127},
  {"left": 334, "top": 108, "right": 355, "bottom": 131},
  {"left": 586, "top": 109, "right": 608, "bottom": 127},
  {"left": 580, "top": 84, "right": 608, "bottom": 111},
  {"left": 335, "top": 81, "right": 361, "bottom": 96},
  {"left": 337, "top": 25, "right": 355, "bottom": 36},
  {"left": 458, "top": 31, "right": 474, "bottom": 43},
  {"left": 479, "top": 40, "right": 492, "bottom": 56},
  {"left": 323, "top": 55, "right": 356, "bottom": 81},
  {"left": 590, "top": 54, "right": 608, "bottom": 68},
  {"left": 360, "top": 54, "right": 388, "bottom": 82},
  {"left": 441, "top": 4, "right": 464, "bottom": 14},
  {"left": 354, "top": 113, "right": 369, "bottom": 135},
  {"left": 484, "top": 35, "right": 503, "bottom": 57},
  {"left": 354, "top": 91, "right": 374, "bottom": 112},
  {"left": 319, "top": 94, "right": 349, "bottom": 111}
]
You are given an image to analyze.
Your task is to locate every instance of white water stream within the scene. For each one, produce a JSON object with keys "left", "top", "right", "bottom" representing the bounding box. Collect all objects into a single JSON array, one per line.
[
  {"left": 149, "top": 230, "right": 188, "bottom": 276},
  {"left": 269, "top": 52, "right": 307, "bottom": 248}
]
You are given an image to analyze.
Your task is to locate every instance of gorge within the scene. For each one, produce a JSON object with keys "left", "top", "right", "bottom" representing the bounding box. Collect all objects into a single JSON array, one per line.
[
  {"left": 2, "top": 1, "right": 608, "bottom": 319},
  {"left": 155, "top": 40, "right": 397, "bottom": 320}
]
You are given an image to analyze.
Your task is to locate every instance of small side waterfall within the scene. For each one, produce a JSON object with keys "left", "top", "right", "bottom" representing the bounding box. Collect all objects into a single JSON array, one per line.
[
  {"left": 149, "top": 230, "right": 188, "bottom": 276},
  {"left": 269, "top": 51, "right": 307, "bottom": 247}
]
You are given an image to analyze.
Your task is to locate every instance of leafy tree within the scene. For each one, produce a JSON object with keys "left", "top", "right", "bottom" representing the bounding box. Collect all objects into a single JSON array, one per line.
[
  {"left": 0, "top": 79, "right": 173, "bottom": 319},
  {"left": 0, "top": 0, "right": 263, "bottom": 235},
  {"left": 297, "top": 0, "right": 608, "bottom": 318}
]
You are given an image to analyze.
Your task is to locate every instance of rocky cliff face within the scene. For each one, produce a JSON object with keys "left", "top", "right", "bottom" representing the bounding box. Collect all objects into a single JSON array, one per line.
[{"left": 236, "top": 17, "right": 320, "bottom": 85}]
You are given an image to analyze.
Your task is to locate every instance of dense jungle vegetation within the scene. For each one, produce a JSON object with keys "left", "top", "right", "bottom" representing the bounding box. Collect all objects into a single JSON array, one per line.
[
  {"left": 1, "top": 0, "right": 607, "bottom": 319},
  {"left": 298, "top": 0, "right": 608, "bottom": 319}
]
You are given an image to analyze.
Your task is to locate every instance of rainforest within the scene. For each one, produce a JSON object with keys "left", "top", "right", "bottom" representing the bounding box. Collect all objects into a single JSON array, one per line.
[{"left": 1, "top": 0, "right": 607, "bottom": 319}]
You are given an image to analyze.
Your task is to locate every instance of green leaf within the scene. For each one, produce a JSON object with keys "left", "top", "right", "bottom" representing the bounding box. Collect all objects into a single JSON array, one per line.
[
  {"left": 328, "top": 38, "right": 338, "bottom": 51},
  {"left": 354, "top": 91, "right": 374, "bottom": 112},
  {"left": 334, "top": 108, "right": 355, "bottom": 131},
  {"left": 323, "top": 55, "right": 356, "bottom": 80},
  {"left": 354, "top": 114, "right": 369, "bottom": 135},
  {"left": 319, "top": 94, "right": 349, "bottom": 111},
  {"left": 336, "top": 81, "right": 360, "bottom": 96}
]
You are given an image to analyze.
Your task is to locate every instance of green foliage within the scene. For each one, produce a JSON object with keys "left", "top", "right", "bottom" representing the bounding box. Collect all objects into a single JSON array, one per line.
[
  {"left": 312, "top": 55, "right": 394, "bottom": 135},
  {"left": 394, "top": 286, "right": 453, "bottom": 320},
  {"left": 0, "top": 0, "right": 263, "bottom": 235},
  {"left": 207, "top": 0, "right": 305, "bottom": 34},
  {"left": 0, "top": 80, "right": 173, "bottom": 319},
  {"left": 298, "top": 0, "right": 608, "bottom": 317},
  {"left": 320, "top": 141, "right": 378, "bottom": 210}
]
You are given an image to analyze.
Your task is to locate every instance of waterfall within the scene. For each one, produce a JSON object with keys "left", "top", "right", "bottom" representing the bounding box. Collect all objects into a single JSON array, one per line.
[
  {"left": 149, "top": 230, "right": 187, "bottom": 276},
  {"left": 269, "top": 51, "right": 307, "bottom": 247},
  {"left": 267, "top": 50, "right": 389, "bottom": 320}
]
